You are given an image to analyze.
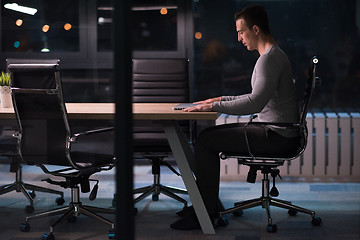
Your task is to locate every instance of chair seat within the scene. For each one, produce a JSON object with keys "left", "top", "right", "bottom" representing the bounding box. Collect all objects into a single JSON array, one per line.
[
  {"left": 222, "top": 150, "right": 301, "bottom": 159},
  {"left": 70, "top": 152, "right": 114, "bottom": 167},
  {"left": 133, "top": 132, "right": 170, "bottom": 153}
]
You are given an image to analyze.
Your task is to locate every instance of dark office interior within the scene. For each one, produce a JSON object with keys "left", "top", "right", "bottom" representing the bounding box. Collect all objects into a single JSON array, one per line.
[{"left": 0, "top": 0, "right": 359, "bottom": 239}]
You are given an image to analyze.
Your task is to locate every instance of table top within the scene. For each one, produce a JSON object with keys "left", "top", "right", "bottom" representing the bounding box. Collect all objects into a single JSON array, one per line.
[{"left": 0, "top": 103, "right": 220, "bottom": 120}]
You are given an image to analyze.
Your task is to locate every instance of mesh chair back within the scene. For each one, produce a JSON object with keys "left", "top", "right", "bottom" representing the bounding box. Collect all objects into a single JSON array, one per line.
[
  {"left": 8, "top": 60, "right": 71, "bottom": 166},
  {"left": 299, "top": 56, "right": 318, "bottom": 126}
]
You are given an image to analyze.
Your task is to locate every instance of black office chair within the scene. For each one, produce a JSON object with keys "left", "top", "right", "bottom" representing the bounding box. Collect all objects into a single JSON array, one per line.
[
  {"left": 218, "top": 56, "right": 322, "bottom": 232},
  {"left": 8, "top": 60, "right": 116, "bottom": 240},
  {"left": 0, "top": 59, "right": 64, "bottom": 214},
  {"left": 132, "top": 58, "right": 190, "bottom": 206}
]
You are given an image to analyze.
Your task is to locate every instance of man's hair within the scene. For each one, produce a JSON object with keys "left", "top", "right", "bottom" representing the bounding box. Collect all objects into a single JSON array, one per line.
[{"left": 234, "top": 5, "right": 271, "bottom": 35}]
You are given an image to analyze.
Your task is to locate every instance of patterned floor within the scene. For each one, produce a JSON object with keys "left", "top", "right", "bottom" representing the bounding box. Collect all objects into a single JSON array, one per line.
[{"left": 0, "top": 164, "right": 359, "bottom": 240}]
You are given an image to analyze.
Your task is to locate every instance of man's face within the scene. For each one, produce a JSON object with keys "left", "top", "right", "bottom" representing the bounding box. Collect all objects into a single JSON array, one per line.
[{"left": 236, "top": 18, "right": 257, "bottom": 51}]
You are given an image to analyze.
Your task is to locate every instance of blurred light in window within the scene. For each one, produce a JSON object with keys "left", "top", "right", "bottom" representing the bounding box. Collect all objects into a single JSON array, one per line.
[
  {"left": 14, "top": 41, "right": 20, "bottom": 48},
  {"left": 42, "top": 25, "right": 50, "bottom": 32},
  {"left": 195, "top": 32, "right": 202, "bottom": 39},
  {"left": 160, "top": 8, "right": 168, "bottom": 15},
  {"left": 4, "top": 3, "right": 37, "bottom": 15},
  {"left": 64, "top": 23, "right": 72, "bottom": 31},
  {"left": 98, "top": 17, "right": 112, "bottom": 24},
  {"left": 41, "top": 48, "right": 50, "bottom": 52},
  {"left": 15, "top": 19, "right": 23, "bottom": 27}
]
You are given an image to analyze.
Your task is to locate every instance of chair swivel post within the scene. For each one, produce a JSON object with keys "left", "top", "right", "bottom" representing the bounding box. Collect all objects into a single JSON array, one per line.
[{"left": 134, "top": 156, "right": 188, "bottom": 206}]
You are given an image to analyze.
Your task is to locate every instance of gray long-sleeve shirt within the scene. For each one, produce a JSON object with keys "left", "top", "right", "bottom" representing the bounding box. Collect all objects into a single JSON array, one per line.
[{"left": 213, "top": 45, "right": 299, "bottom": 136}]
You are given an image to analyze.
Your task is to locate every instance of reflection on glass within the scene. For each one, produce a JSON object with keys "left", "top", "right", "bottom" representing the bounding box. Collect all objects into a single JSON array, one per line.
[
  {"left": 1, "top": 0, "right": 79, "bottom": 52},
  {"left": 97, "top": 0, "right": 178, "bottom": 52}
]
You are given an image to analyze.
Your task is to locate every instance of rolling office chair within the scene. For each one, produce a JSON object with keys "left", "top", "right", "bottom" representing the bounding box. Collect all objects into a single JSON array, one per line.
[
  {"left": 0, "top": 59, "right": 64, "bottom": 213},
  {"left": 8, "top": 60, "right": 116, "bottom": 240},
  {"left": 218, "top": 56, "right": 322, "bottom": 232},
  {"left": 132, "top": 59, "right": 190, "bottom": 206}
]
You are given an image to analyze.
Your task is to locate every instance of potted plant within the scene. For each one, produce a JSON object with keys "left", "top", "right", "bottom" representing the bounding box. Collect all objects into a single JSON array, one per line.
[{"left": 0, "top": 71, "right": 12, "bottom": 108}]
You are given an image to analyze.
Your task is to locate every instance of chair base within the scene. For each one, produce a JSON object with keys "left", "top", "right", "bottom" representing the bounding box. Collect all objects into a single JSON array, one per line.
[
  {"left": 134, "top": 182, "right": 188, "bottom": 206},
  {"left": 219, "top": 173, "right": 321, "bottom": 232},
  {"left": 20, "top": 186, "right": 114, "bottom": 237},
  {"left": 220, "top": 195, "right": 316, "bottom": 222},
  {"left": 0, "top": 165, "right": 63, "bottom": 212},
  {"left": 134, "top": 156, "right": 188, "bottom": 206}
]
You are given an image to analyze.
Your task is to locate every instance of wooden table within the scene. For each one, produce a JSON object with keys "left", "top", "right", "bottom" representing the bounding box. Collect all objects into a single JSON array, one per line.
[{"left": 0, "top": 103, "right": 219, "bottom": 234}]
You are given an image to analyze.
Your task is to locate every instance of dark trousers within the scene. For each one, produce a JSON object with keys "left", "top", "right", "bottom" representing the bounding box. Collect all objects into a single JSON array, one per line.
[{"left": 193, "top": 123, "right": 301, "bottom": 216}]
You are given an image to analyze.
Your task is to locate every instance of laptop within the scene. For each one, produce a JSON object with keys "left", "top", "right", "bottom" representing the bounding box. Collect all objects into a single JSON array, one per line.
[{"left": 173, "top": 103, "right": 199, "bottom": 110}]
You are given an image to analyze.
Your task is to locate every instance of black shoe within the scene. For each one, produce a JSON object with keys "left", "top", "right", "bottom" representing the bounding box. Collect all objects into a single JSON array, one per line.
[
  {"left": 170, "top": 213, "right": 201, "bottom": 230},
  {"left": 176, "top": 206, "right": 194, "bottom": 217}
]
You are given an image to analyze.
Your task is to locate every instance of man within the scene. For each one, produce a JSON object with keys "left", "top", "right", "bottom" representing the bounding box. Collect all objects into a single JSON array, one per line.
[{"left": 170, "top": 5, "right": 301, "bottom": 230}]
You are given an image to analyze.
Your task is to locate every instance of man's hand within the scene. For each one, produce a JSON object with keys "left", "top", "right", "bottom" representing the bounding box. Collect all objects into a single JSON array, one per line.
[
  {"left": 182, "top": 103, "right": 213, "bottom": 112},
  {"left": 194, "top": 96, "right": 221, "bottom": 104}
]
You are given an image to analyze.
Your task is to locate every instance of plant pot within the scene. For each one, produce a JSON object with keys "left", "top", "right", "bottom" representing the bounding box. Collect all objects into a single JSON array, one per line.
[{"left": 0, "top": 86, "right": 12, "bottom": 108}]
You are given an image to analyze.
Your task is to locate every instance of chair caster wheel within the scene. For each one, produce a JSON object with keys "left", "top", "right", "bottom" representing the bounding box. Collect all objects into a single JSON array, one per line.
[
  {"left": 233, "top": 209, "right": 243, "bottom": 216},
  {"left": 19, "top": 223, "right": 30, "bottom": 232},
  {"left": 108, "top": 229, "right": 115, "bottom": 239},
  {"left": 216, "top": 217, "right": 229, "bottom": 227},
  {"left": 42, "top": 232, "right": 55, "bottom": 240},
  {"left": 311, "top": 216, "right": 322, "bottom": 226},
  {"left": 266, "top": 224, "right": 277, "bottom": 233},
  {"left": 25, "top": 205, "right": 34, "bottom": 213},
  {"left": 67, "top": 215, "right": 77, "bottom": 223},
  {"left": 29, "top": 191, "right": 36, "bottom": 198},
  {"left": 288, "top": 209, "right": 297, "bottom": 216},
  {"left": 55, "top": 197, "right": 65, "bottom": 206},
  {"left": 152, "top": 194, "right": 159, "bottom": 201}
]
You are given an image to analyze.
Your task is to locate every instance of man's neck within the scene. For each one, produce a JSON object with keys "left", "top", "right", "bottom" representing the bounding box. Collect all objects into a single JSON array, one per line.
[{"left": 257, "top": 35, "right": 275, "bottom": 55}]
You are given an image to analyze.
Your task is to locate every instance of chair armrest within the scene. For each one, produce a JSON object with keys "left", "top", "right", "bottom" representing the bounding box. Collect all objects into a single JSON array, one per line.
[
  {"left": 70, "top": 127, "right": 114, "bottom": 142},
  {"left": 246, "top": 114, "right": 302, "bottom": 128},
  {"left": 246, "top": 121, "right": 301, "bottom": 127}
]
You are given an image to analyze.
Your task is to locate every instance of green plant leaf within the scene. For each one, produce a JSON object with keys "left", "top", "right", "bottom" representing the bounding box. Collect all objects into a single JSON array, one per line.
[{"left": 0, "top": 71, "right": 11, "bottom": 86}]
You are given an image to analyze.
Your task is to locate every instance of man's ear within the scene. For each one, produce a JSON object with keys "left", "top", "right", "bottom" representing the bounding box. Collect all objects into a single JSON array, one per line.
[{"left": 252, "top": 25, "right": 260, "bottom": 35}]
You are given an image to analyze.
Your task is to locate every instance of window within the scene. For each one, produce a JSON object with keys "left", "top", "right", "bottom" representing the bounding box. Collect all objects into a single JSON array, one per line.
[
  {"left": 1, "top": 0, "right": 80, "bottom": 53},
  {"left": 97, "top": 0, "right": 178, "bottom": 52}
]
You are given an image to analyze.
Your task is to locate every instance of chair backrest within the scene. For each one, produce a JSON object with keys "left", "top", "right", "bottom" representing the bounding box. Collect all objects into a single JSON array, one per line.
[
  {"left": 132, "top": 59, "right": 189, "bottom": 103},
  {"left": 6, "top": 59, "right": 61, "bottom": 72},
  {"left": 7, "top": 60, "right": 71, "bottom": 166},
  {"left": 132, "top": 58, "right": 190, "bottom": 152},
  {"left": 299, "top": 56, "right": 319, "bottom": 127}
]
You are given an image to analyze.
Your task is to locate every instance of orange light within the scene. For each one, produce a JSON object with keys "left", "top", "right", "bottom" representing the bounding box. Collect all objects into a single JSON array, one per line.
[
  {"left": 64, "top": 23, "right": 72, "bottom": 31},
  {"left": 42, "top": 24, "right": 50, "bottom": 32},
  {"left": 195, "top": 32, "right": 202, "bottom": 40},
  {"left": 160, "top": 8, "right": 168, "bottom": 15},
  {"left": 16, "top": 19, "right": 23, "bottom": 27}
]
